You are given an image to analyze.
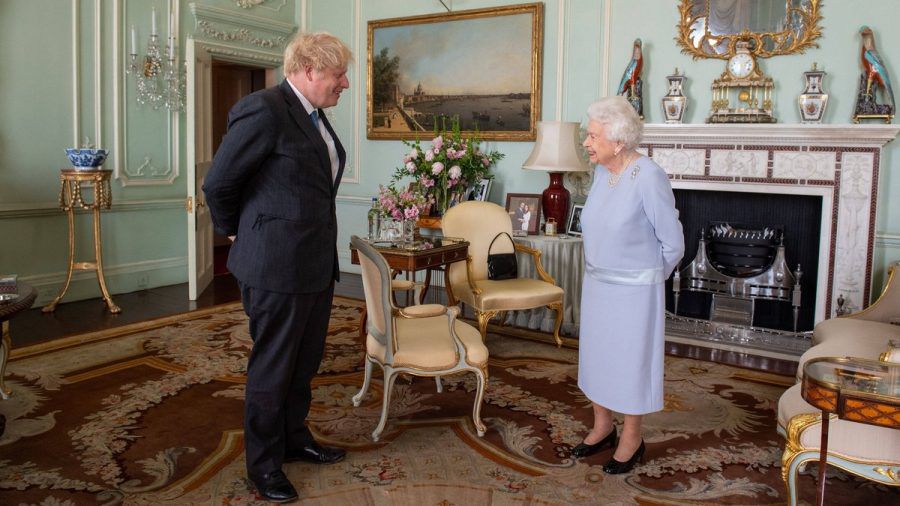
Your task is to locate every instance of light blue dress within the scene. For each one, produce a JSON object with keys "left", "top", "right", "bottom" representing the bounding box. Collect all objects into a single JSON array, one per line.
[{"left": 578, "top": 156, "right": 684, "bottom": 415}]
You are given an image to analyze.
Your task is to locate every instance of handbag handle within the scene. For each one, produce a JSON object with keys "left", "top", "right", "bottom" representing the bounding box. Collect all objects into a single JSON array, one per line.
[{"left": 488, "top": 232, "right": 516, "bottom": 255}]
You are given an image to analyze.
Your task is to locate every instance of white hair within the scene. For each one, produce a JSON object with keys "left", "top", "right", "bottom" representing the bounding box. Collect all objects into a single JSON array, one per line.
[{"left": 586, "top": 96, "right": 643, "bottom": 150}]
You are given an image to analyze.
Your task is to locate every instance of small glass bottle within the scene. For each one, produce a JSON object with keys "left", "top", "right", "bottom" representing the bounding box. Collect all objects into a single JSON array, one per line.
[{"left": 367, "top": 197, "right": 381, "bottom": 240}]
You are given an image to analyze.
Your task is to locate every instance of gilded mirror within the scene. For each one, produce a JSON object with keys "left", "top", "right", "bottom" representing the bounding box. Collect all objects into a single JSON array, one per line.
[{"left": 676, "top": 0, "right": 822, "bottom": 59}]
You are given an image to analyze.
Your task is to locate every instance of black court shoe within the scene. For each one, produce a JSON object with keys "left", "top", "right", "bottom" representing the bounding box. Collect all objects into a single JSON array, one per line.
[
  {"left": 570, "top": 426, "right": 617, "bottom": 458},
  {"left": 602, "top": 439, "right": 645, "bottom": 474}
]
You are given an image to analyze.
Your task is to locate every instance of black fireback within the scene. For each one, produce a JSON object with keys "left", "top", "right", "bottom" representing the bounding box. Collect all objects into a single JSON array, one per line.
[{"left": 669, "top": 190, "right": 822, "bottom": 332}]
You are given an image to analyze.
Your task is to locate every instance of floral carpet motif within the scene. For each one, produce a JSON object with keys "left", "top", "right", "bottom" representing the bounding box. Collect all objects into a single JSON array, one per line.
[{"left": 1, "top": 297, "right": 897, "bottom": 505}]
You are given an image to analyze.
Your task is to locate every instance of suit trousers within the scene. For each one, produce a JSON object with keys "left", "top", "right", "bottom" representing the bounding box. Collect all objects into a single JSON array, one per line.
[{"left": 239, "top": 281, "right": 335, "bottom": 479}]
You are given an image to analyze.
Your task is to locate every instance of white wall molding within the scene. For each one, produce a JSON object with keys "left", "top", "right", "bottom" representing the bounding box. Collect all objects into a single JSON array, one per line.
[
  {"left": 190, "top": 3, "right": 294, "bottom": 48},
  {"left": 0, "top": 198, "right": 185, "bottom": 219},
  {"left": 554, "top": 0, "right": 567, "bottom": 120},
  {"left": 337, "top": 195, "right": 371, "bottom": 206},
  {"left": 72, "top": 0, "right": 81, "bottom": 147},
  {"left": 342, "top": 0, "right": 361, "bottom": 184},
  {"left": 644, "top": 123, "right": 900, "bottom": 148},
  {"left": 115, "top": 0, "right": 181, "bottom": 187},
  {"left": 24, "top": 256, "right": 187, "bottom": 307}
]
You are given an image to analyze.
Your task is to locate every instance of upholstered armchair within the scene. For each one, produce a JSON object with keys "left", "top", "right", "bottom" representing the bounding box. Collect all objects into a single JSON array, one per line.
[
  {"left": 350, "top": 236, "right": 489, "bottom": 442},
  {"left": 441, "top": 201, "right": 565, "bottom": 346},
  {"left": 777, "top": 261, "right": 900, "bottom": 505}
]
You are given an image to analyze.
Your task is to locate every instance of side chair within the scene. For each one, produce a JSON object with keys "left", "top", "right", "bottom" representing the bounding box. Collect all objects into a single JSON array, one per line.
[{"left": 350, "top": 236, "right": 489, "bottom": 442}]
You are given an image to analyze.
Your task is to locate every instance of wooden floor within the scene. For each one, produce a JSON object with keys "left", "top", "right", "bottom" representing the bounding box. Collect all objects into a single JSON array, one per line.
[{"left": 10, "top": 273, "right": 797, "bottom": 376}]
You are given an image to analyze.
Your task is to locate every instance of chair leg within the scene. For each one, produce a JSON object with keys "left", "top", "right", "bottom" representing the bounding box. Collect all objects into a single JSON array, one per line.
[
  {"left": 352, "top": 356, "right": 374, "bottom": 407},
  {"left": 372, "top": 366, "right": 398, "bottom": 442},
  {"left": 471, "top": 366, "right": 487, "bottom": 437},
  {"left": 476, "top": 310, "right": 498, "bottom": 341},
  {"left": 435, "top": 376, "right": 443, "bottom": 393},
  {"left": 548, "top": 302, "right": 564, "bottom": 347}
]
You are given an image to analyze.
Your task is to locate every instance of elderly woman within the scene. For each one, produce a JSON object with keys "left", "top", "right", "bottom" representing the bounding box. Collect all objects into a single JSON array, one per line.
[{"left": 571, "top": 96, "right": 684, "bottom": 474}]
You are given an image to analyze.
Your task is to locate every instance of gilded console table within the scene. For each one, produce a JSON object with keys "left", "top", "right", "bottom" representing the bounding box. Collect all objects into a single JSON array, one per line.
[
  {"left": 43, "top": 169, "right": 120, "bottom": 313},
  {"left": 801, "top": 357, "right": 900, "bottom": 506}
]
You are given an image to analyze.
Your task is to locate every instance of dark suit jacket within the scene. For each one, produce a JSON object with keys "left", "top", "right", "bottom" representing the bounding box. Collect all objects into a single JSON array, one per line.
[{"left": 203, "top": 80, "right": 345, "bottom": 294}]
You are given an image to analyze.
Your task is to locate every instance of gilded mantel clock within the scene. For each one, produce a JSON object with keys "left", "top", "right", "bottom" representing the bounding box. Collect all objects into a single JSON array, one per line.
[
  {"left": 708, "top": 41, "right": 775, "bottom": 123},
  {"left": 675, "top": 0, "right": 825, "bottom": 124}
]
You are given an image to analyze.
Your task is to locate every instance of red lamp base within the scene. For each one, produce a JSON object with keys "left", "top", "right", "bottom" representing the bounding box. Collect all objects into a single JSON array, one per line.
[{"left": 541, "top": 172, "right": 570, "bottom": 232}]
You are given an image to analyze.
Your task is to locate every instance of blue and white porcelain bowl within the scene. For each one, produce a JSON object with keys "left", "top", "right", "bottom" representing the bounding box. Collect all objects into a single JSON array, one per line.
[{"left": 65, "top": 148, "right": 109, "bottom": 169}]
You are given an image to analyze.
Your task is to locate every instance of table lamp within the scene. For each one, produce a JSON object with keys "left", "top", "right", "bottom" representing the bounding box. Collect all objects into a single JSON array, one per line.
[{"left": 522, "top": 121, "right": 590, "bottom": 232}]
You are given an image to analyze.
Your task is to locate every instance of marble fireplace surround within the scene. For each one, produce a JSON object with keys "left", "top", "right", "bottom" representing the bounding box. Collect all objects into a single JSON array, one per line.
[{"left": 641, "top": 124, "right": 899, "bottom": 326}]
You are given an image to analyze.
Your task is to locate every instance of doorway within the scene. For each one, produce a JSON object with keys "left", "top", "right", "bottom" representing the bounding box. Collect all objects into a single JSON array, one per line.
[{"left": 210, "top": 60, "right": 268, "bottom": 276}]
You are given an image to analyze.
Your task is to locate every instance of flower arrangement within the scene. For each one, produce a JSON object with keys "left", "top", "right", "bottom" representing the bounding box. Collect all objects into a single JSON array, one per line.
[
  {"left": 393, "top": 118, "right": 504, "bottom": 216},
  {"left": 377, "top": 184, "right": 427, "bottom": 221}
]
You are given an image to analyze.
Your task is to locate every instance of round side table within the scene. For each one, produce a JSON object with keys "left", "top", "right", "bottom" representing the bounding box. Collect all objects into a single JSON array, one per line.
[{"left": 1, "top": 281, "right": 38, "bottom": 399}]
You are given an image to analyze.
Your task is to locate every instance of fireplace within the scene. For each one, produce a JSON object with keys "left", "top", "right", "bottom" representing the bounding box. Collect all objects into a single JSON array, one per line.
[{"left": 641, "top": 124, "right": 899, "bottom": 357}]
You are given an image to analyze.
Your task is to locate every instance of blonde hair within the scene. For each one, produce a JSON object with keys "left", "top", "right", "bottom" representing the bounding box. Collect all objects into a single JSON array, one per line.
[
  {"left": 586, "top": 96, "right": 643, "bottom": 150},
  {"left": 283, "top": 31, "right": 353, "bottom": 75}
]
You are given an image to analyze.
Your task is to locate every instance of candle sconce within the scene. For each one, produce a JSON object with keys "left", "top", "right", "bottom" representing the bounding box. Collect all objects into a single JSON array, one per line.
[{"left": 125, "top": 5, "right": 185, "bottom": 112}]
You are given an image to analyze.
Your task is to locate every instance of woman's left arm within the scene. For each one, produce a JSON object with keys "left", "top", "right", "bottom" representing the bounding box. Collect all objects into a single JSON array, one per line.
[{"left": 641, "top": 165, "right": 685, "bottom": 275}]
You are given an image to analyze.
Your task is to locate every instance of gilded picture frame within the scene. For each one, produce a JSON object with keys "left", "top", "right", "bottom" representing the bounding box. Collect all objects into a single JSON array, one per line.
[{"left": 367, "top": 3, "right": 543, "bottom": 141}]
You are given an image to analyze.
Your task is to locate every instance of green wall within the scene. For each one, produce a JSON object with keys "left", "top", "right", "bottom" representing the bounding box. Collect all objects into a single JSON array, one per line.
[{"left": 1, "top": 0, "right": 898, "bottom": 308}]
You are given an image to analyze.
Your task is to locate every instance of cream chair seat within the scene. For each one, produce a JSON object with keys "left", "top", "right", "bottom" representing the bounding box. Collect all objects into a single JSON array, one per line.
[
  {"left": 350, "top": 236, "right": 488, "bottom": 442},
  {"left": 441, "top": 201, "right": 565, "bottom": 346},
  {"left": 777, "top": 260, "right": 900, "bottom": 504}
]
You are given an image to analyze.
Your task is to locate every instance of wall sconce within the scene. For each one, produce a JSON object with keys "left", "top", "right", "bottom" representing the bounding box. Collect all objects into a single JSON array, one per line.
[{"left": 125, "top": 6, "right": 185, "bottom": 112}]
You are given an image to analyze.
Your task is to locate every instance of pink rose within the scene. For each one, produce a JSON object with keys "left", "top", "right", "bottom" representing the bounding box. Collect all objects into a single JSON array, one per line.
[
  {"left": 425, "top": 150, "right": 435, "bottom": 162},
  {"left": 432, "top": 136, "right": 443, "bottom": 151},
  {"left": 449, "top": 165, "right": 461, "bottom": 179},
  {"left": 406, "top": 161, "right": 416, "bottom": 173},
  {"left": 408, "top": 148, "right": 418, "bottom": 160},
  {"left": 432, "top": 162, "right": 444, "bottom": 175}
]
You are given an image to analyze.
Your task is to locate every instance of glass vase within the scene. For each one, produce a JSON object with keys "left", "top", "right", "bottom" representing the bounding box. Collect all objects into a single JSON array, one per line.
[{"left": 401, "top": 218, "right": 417, "bottom": 243}]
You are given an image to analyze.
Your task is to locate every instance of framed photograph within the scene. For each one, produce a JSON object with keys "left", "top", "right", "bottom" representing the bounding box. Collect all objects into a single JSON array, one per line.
[
  {"left": 505, "top": 193, "right": 542, "bottom": 235},
  {"left": 568, "top": 204, "right": 584, "bottom": 236},
  {"left": 367, "top": 3, "right": 543, "bottom": 141},
  {"left": 467, "top": 178, "right": 492, "bottom": 202}
]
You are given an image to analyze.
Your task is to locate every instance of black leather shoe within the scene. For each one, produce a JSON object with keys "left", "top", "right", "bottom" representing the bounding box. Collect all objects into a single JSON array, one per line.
[
  {"left": 249, "top": 470, "right": 298, "bottom": 503},
  {"left": 602, "top": 439, "right": 646, "bottom": 474},
  {"left": 571, "top": 427, "right": 617, "bottom": 458},
  {"left": 285, "top": 440, "right": 346, "bottom": 464}
]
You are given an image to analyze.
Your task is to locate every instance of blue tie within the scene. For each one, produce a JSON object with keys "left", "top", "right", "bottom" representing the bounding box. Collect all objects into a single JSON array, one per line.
[{"left": 310, "top": 109, "right": 320, "bottom": 129}]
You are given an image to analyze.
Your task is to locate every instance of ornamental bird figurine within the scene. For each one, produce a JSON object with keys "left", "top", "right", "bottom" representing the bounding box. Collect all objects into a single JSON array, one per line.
[
  {"left": 854, "top": 26, "right": 895, "bottom": 121},
  {"left": 616, "top": 38, "right": 644, "bottom": 117},
  {"left": 617, "top": 38, "right": 643, "bottom": 97}
]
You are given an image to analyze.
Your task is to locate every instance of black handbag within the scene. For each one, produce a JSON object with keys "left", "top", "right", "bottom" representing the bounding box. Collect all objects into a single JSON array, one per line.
[{"left": 487, "top": 232, "right": 518, "bottom": 280}]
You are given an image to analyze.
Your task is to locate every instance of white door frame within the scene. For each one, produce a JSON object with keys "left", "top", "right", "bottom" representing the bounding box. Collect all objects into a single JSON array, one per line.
[{"left": 185, "top": 39, "right": 283, "bottom": 300}]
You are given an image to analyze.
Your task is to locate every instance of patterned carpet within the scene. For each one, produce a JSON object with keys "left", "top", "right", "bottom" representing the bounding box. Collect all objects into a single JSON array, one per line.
[{"left": 1, "top": 297, "right": 896, "bottom": 505}]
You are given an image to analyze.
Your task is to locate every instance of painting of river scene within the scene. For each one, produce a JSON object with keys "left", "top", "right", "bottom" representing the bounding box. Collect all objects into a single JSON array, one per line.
[{"left": 367, "top": 3, "right": 543, "bottom": 141}]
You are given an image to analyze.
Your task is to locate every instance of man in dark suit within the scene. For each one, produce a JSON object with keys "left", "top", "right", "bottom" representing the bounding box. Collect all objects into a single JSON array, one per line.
[{"left": 202, "top": 31, "right": 352, "bottom": 503}]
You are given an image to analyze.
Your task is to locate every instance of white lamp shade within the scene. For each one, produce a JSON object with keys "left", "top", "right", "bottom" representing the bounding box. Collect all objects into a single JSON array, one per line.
[{"left": 522, "top": 121, "right": 590, "bottom": 172}]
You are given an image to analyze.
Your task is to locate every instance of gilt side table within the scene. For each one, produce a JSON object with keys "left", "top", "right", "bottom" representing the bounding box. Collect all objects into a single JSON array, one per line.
[
  {"left": 42, "top": 169, "right": 121, "bottom": 313},
  {"left": 0, "top": 281, "right": 38, "bottom": 399}
]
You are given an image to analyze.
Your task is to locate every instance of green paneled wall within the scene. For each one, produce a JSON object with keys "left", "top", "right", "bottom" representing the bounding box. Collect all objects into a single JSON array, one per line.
[{"left": 1, "top": 0, "right": 898, "bottom": 308}]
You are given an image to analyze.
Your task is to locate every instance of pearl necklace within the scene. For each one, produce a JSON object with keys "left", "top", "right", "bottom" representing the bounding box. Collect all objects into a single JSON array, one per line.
[{"left": 607, "top": 153, "right": 640, "bottom": 187}]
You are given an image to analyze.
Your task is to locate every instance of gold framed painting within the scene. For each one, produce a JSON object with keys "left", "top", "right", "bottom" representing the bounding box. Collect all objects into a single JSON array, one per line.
[{"left": 367, "top": 2, "right": 543, "bottom": 141}]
